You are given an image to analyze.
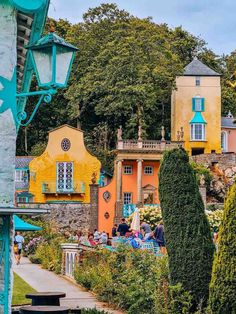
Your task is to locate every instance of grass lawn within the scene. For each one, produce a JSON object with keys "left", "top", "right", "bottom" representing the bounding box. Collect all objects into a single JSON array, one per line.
[{"left": 12, "top": 272, "right": 36, "bottom": 306}]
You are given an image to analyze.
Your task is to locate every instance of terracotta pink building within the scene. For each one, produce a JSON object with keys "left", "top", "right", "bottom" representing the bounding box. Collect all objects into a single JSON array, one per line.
[{"left": 221, "top": 111, "right": 236, "bottom": 153}]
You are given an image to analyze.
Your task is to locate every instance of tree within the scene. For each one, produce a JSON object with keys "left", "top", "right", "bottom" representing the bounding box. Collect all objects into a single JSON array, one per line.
[
  {"left": 158, "top": 148, "right": 214, "bottom": 309},
  {"left": 209, "top": 183, "right": 236, "bottom": 313}
]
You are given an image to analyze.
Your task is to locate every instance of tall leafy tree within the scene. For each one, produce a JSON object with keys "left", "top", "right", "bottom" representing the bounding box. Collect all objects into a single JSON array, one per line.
[
  {"left": 209, "top": 183, "right": 236, "bottom": 313},
  {"left": 159, "top": 148, "right": 214, "bottom": 309}
]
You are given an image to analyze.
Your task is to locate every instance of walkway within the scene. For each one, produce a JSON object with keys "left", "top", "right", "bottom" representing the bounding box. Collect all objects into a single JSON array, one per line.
[{"left": 13, "top": 257, "right": 123, "bottom": 314}]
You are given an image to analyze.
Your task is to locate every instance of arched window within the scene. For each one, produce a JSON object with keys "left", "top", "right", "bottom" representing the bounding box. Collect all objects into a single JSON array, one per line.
[{"left": 221, "top": 131, "right": 227, "bottom": 152}]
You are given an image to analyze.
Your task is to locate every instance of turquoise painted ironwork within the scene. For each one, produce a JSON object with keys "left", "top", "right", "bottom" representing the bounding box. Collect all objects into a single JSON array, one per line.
[
  {"left": 14, "top": 31, "right": 78, "bottom": 127},
  {"left": 16, "top": 89, "right": 56, "bottom": 127},
  {"left": 0, "top": 69, "right": 17, "bottom": 124},
  {"left": 189, "top": 112, "right": 207, "bottom": 124},
  {"left": 9, "top": 0, "right": 46, "bottom": 13},
  {"left": 123, "top": 204, "right": 136, "bottom": 218},
  {"left": 16, "top": 0, "right": 50, "bottom": 131},
  {"left": 0, "top": 216, "right": 10, "bottom": 313},
  {"left": 28, "top": 32, "right": 78, "bottom": 89}
]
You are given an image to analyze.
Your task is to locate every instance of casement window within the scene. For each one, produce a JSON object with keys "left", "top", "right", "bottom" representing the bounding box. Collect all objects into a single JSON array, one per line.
[
  {"left": 123, "top": 165, "right": 133, "bottom": 174},
  {"left": 15, "top": 170, "right": 28, "bottom": 182},
  {"left": 144, "top": 166, "right": 153, "bottom": 175},
  {"left": 190, "top": 124, "right": 205, "bottom": 141},
  {"left": 56, "top": 162, "right": 73, "bottom": 192},
  {"left": 17, "top": 197, "right": 28, "bottom": 203},
  {"left": 192, "top": 97, "right": 204, "bottom": 112},
  {"left": 221, "top": 131, "right": 228, "bottom": 152},
  {"left": 195, "top": 76, "right": 201, "bottom": 86},
  {"left": 123, "top": 192, "right": 132, "bottom": 205}
]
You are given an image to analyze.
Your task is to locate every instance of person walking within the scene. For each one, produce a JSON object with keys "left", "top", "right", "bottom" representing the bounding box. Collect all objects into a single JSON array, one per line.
[
  {"left": 14, "top": 231, "right": 24, "bottom": 265},
  {"left": 117, "top": 218, "right": 129, "bottom": 236},
  {"left": 154, "top": 220, "right": 166, "bottom": 254}
]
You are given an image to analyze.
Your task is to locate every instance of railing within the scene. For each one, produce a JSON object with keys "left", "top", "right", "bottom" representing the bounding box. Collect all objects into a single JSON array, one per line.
[
  {"left": 118, "top": 139, "right": 184, "bottom": 151},
  {"left": 123, "top": 140, "right": 139, "bottom": 149},
  {"left": 142, "top": 140, "right": 162, "bottom": 150},
  {"left": 42, "top": 181, "right": 85, "bottom": 194}
]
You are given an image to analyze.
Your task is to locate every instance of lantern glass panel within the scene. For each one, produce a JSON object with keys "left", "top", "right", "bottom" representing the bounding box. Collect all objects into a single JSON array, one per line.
[
  {"left": 32, "top": 47, "right": 53, "bottom": 84},
  {"left": 56, "top": 46, "right": 73, "bottom": 85}
]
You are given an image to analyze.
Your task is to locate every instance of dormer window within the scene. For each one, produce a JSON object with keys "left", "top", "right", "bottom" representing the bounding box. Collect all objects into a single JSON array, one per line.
[
  {"left": 195, "top": 76, "right": 201, "bottom": 86},
  {"left": 192, "top": 97, "right": 204, "bottom": 112}
]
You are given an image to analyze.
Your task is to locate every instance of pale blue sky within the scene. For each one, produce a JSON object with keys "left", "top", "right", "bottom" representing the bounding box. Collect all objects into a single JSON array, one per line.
[{"left": 49, "top": 0, "right": 236, "bottom": 55}]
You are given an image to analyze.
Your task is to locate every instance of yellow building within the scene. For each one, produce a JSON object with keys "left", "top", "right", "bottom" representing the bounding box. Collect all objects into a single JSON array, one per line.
[
  {"left": 29, "top": 125, "right": 101, "bottom": 203},
  {"left": 171, "top": 57, "right": 221, "bottom": 155}
]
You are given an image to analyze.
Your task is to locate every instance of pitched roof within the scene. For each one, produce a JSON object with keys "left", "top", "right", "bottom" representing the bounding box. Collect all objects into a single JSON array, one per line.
[
  {"left": 221, "top": 117, "right": 236, "bottom": 128},
  {"left": 15, "top": 156, "right": 35, "bottom": 169},
  {"left": 48, "top": 124, "right": 84, "bottom": 133},
  {"left": 183, "top": 58, "right": 220, "bottom": 76}
]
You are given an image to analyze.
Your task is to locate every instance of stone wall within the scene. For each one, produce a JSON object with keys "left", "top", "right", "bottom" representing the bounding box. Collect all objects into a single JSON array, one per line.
[
  {"left": 19, "top": 202, "right": 93, "bottom": 232},
  {"left": 191, "top": 153, "right": 236, "bottom": 202}
]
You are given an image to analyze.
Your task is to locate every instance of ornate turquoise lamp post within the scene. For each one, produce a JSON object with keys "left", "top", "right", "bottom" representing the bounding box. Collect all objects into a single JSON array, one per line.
[
  {"left": 0, "top": 1, "right": 77, "bottom": 312},
  {"left": 16, "top": 30, "right": 78, "bottom": 127}
]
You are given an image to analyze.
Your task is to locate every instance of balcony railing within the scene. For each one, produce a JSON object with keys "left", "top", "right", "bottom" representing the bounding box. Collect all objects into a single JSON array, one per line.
[
  {"left": 42, "top": 181, "right": 85, "bottom": 194},
  {"left": 117, "top": 139, "right": 184, "bottom": 151}
]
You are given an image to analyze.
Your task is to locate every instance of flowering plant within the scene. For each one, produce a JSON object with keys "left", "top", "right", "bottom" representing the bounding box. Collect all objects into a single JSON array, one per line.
[
  {"left": 24, "top": 236, "right": 44, "bottom": 256},
  {"left": 127, "top": 206, "right": 162, "bottom": 230},
  {"left": 127, "top": 205, "right": 223, "bottom": 232},
  {"left": 205, "top": 209, "right": 223, "bottom": 232}
]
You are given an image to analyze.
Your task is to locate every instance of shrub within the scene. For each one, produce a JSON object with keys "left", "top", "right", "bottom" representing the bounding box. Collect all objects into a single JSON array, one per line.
[
  {"left": 127, "top": 206, "right": 162, "bottom": 229},
  {"left": 75, "top": 247, "right": 171, "bottom": 314},
  {"left": 209, "top": 183, "right": 236, "bottom": 313},
  {"left": 159, "top": 148, "right": 215, "bottom": 309}
]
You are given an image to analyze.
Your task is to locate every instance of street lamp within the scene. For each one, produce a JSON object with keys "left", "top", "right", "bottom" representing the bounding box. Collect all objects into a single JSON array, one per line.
[{"left": 16, "top": 30, "right": 78, "bottom": 126}]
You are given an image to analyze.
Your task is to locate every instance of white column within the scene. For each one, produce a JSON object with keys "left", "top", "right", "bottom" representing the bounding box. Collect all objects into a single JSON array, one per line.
[
  {"left": 116, "top": 160, "right": 122, "bottom": 202},
  {"left": 137, "top": 159, "right": 143, "bottom": 204}
]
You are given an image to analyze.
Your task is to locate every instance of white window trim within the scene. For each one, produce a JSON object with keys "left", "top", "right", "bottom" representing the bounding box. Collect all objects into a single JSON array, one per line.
[
  {"left": 56, "top": 162, "right": 74, "bottom": 192},
  {"left": 123, "top": 165, "right": 133, "bottom": 175},
  {"left": 15, "top": 170, "right": 27, "bottom": 182},
  {"left": 123, "top": 192, "right": 132, "bottom": 204},
  {"left": 190, "top": 124, "right": 206, "bottom": 141},
  {"left": 144, "top": 166, "right": 154, "bottom": 175},
  {"left": 221, "top": 131, "right": 228, "bottom": 152}
]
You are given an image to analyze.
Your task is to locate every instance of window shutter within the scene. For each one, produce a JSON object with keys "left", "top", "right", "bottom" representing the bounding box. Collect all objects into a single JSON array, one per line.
[
  {"left": 192, "top": 98, "right": 195, "bottom": 111},
  {"left": 201, "top": 98, "right": 205, "bottom": 111}
]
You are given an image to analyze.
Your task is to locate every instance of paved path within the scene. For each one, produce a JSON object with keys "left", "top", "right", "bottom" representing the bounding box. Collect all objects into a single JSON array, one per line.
[{"left": 13, "top": 257, "right": 123, "bottom": 313}]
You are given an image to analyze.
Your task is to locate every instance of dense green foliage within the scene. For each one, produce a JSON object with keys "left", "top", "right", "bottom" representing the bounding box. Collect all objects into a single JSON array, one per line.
[
  {"left": 16, "top": 3, "right": 236, "bottom": 171},
  {"left": 22, "top": 218, "right": 65, "bottom": 273},
  {"left": 158, "top": 148, "right": 214, "bottom": 309},
  {"left": 209, "top": 183, "right": 236, "bottom": 313},
  {"left": 74, "top": 247, "right": 195, "bottom": 314}
]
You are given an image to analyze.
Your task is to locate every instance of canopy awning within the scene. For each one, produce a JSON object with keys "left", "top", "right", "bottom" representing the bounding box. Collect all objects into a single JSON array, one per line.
[{"left": 14, "top": 215, "right": 42, "bottom": 231}]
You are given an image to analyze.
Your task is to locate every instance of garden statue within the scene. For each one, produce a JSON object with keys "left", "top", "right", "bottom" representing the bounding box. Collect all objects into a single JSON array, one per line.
[
  {"left": 199, "top": 174, "right": 206, "bottom": 187},
  {"left": 91, "top": 172, "right": 97, "bottom": 184},
  {"left": 161, "top": 126, "right": 165, "bottom": 141},
  {"left": 138, "top": 125, "right": 142, "bottom": 141},
  {"left": 117, "top": 125, "right": 123, "bottom": 140}
]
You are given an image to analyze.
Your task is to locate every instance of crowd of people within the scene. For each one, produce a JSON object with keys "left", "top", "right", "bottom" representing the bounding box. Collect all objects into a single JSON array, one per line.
[
  {"left": 66, "top": 218, "right": 166, "bottom": 254},
  {"left": 113, "top": 218, "right": 166, "bottom": 254}
]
